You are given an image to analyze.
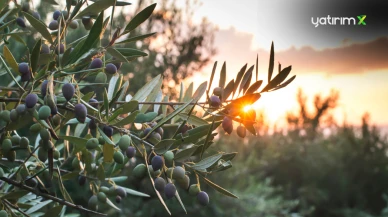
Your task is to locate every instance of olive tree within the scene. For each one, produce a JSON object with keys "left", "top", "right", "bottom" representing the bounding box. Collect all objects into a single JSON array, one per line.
[{"left": 0, "top": 0, "right": 295, "bottom": 216}]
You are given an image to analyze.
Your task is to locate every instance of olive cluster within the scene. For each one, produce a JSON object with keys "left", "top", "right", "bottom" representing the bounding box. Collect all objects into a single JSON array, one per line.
[
  {"left": 18, "top": 62, "right": 32, "bottom": 81},
  {"left": 88, "top": 186, "right": 128, "bottom": 211},
  {"left": 222, "top": 114, "right": 251, "bottom": 138},
  {"left": 125, "top": 125, "right": 210, "bottom": 206},
  {"left": 79, "top": 127, "right": 139, "bottom": 210},
  {"left": 140, "top": 122, "right": 164, "bottom": 142},
  {"left": 89, "top": 57, "right": 118, "bottom": 75},
  {"left": 15, "top": 2, "right": 40, "bottom": 28},
  {"left": 83, "top": 133, "right": 137, "bottom": 210},
  {"left": 0, "top": 134, "right": 29, "bottom": 162},
  {"left": 15, "top": 2, "right": 79, "bottom": 32},
  {"left": 208, "top": 86, "right": 252, "bottom": 138}
]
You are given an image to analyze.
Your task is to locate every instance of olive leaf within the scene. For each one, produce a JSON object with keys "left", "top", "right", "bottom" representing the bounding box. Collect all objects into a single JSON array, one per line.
[
  {"left": 261, "top": 66, "right": 292, "bottom": 92},
  {"left": 154, "top": 139, "right": 175, "bottom": 155},
  {"left": 22, "top": 12, "right": 53, "bottom": 43},
  {"left": 268, "top": 41, "right": 274, "bottom": 83},
  {"left": 3, "top": 45, "right": 19, "bottom": 74},
  {"left": 200, "top": 175, "right": 238, "bottom": 199},
  {"left": 107, "top": 47, "right": 128, "bottom": 63},
  {"left": 233, "top": 63, "right": 247, "bottom": 96},
  {"left": 30, "top": 39, "right": 41, "bottom": 73},
  {"left": 124, "top": 3, "right": 157, "bottom": 33},
  {"left": 192, "top": 153, "right": 222, "bottom": 171},
  {"left": 116, "top": 32, "right": 156, "bottom": 44},
  {"left": 146, "top": 100, "right": 194, "bottom": 137},
  {"left": 75, "top": 0, "right": 115, "bottom": 19},
  {"left": 114, "top": 110, "right": 139, "bottom": 126},
  {"left": 239, "top": 65, "right": 254, "bottom": 94}
]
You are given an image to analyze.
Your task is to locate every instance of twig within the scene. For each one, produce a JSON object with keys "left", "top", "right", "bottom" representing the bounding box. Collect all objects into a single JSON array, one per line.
[
  {"left": 0, "top": 176, "right": 107, "bottom": 216},
  {"left": 0, "top": 158, "right": 94, "bottom": 179},
  {"left": 0, "top": 98, "right": 208, "bottom": 105},
  {"left": 3, "top": 199, "right": 31, "bottom": 217}
]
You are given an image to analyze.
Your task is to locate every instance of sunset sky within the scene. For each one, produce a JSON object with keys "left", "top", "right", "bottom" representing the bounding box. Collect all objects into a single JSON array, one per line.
[{"left": 185, "top": 0, "right": 388, "bottom": 129}]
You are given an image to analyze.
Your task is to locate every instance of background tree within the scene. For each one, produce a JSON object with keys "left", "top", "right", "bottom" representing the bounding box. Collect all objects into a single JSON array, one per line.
[{"left": 115, "top": 0, "right": 216, "bottom": 99}]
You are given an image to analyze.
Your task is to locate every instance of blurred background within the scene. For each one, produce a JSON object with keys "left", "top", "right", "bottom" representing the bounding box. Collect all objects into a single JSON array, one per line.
[{"left": 5, "top": 0, "right": 388, "bottom": 216}]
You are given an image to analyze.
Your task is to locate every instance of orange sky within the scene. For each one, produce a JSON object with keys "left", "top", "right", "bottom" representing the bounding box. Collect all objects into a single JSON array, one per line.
[{"left": 185, "top": 0, "right": 388, "bottom": 128}]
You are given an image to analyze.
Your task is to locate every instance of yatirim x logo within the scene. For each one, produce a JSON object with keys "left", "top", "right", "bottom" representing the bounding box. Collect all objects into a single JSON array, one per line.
[{"left": 357, "top": 15, "right": 366, "bottom": 25}]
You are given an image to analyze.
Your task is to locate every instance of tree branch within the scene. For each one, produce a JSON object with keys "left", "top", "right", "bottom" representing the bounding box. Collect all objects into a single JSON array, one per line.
[
  {"left": 0, "top": 97, "right": 208, "bottom": 105},
  {"left": 2, "top": 199, "right": 31, "bottom": 217},
  {"left": 0, "top": 176, "right": 107, "bottom": 216}
]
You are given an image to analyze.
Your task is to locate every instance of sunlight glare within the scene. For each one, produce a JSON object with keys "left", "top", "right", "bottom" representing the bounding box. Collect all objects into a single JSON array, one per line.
[{"left": 243, "top": 105, "right": 253, "bottom": 112}]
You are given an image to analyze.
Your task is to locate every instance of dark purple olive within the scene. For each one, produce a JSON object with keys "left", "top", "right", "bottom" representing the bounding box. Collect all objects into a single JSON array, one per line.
[
  {"left": 89, "top": 58, "right": 103, "bottom": 69},
  {"left": 25, "top": 93, "right": 38, "bottom": 108},
  {"left": 32, "top": 11, "right": 41, "bottom": 20},
  {"left": 115, "top": 196, "right": 122, "bottom": 203},
  {"left": 154, "top": 177, "right": 166, "bottom": 192},
  {"left": 82, "top": 16, "right": 91, "bottom": 25},
  {"left": 105, "top": 63, "right": 117, "bottom": 74},
  {"left": 89, "top": 98, "right": 98, "bottom": 108},
  {"left": 74, "top": 104, "right": 87, "bottom": 123},
  {"left": 151, "top": 155, "right": 164, "bottom": 171},
  {"left": 16, "top": 104, "right": 26, "bottom": 115},
  {"left": 164, "top": 183, "right": 176, "bottom": 199},
  {"left": 197, "top": 191, "right": 209, "bottom": 206},
  {"left": 41, "top": 80, "right": 48, "bottom": 97},
  {"left": 21, "top": 72, "right": 32, "bottom": 82},
  {"left": 150, "top": 132, "right": 161, "bottom": 141},
  {"left": 209, "top": 95, "right": 221, "bottom": 108},
  {"left": 103, "top": 125, "right": 113, "bottom": 137},
  {"left": 51, "top": 106, "right": 58, "bottom": 115},
  {"left": 25, "top": 176, "right": 38, "bottom": 188},
  {"left": 55, "top": 43, "right": 65, "bottom": 54},
  {"left": 78, "top": 175, "right": 86, "bottom": 186},
  {"left": 18, "top": 62, "right": 30, "bottom": 74},
  {"left": 156, "top": 127, "right": 164, "bottom": 137},
  {"left": 142, "top": 127, "right": 152, "bottom": 138},
  {"left": 89, "top": 119, "right": 97, "bottom": 130},
  {"left": 126, "top": 146, "right": 136, "bottom": 158},
  {"left": 53, "top": 10, "right": 61, "bottom": 20},
  {"left": 48, "top": 20, "right": 59, "bottom": 30},
  {"left": 62, "top": 83, "right": 75, "bottom": 101},
  {"left": 116, "top": 187, "right": 127, "bottom": 198},
  {"left": 222, "top": 116, "right": 233, "bottom": 134},
  {"left": 41, "top": 44, "right": 50, "bottom": 54},
  {"left": 16, "top": 17, "right": 26, "bottom": 28}
]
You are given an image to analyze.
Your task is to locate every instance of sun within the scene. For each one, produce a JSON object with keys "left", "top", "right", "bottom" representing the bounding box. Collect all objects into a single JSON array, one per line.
[{"left": 243, "top": 105, "right": 253, "bottom": 112}]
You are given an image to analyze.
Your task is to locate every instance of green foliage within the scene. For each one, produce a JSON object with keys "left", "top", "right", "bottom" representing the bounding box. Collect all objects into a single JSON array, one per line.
[
  {"left": 0, "top": 0, "right": 296, "bottom": 216},
  {"left": 209, "top": 90, "right": 388, "bottom": 217}
]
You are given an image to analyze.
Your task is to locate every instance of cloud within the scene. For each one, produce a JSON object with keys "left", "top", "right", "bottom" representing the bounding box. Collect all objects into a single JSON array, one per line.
[
  {"left": 275, "top": 37, "right": 388, "bottom": 74},
  {"left": 213, "top": 28, "right": 388, "bottom": 75}
]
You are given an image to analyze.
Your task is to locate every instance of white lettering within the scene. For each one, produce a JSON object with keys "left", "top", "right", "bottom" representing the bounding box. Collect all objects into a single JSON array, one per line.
[{"left": 311, "top": 15, "right": 358, "bottom": 27}]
